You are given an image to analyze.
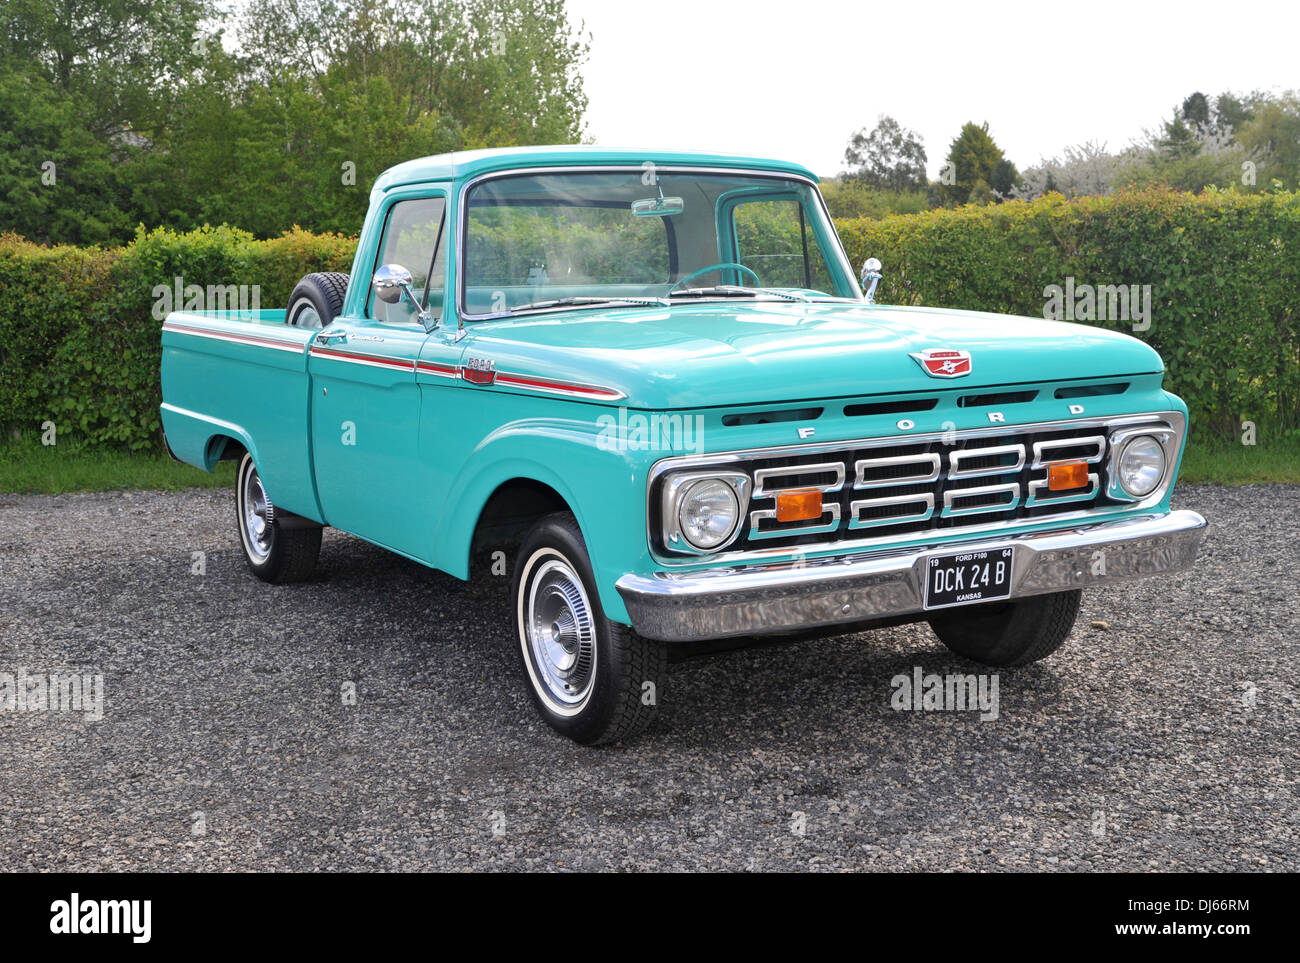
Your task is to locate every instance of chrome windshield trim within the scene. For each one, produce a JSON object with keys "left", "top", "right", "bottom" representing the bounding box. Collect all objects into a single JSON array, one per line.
[{"left": 645, "top": 410, "right": 1186, "bottom": 567}]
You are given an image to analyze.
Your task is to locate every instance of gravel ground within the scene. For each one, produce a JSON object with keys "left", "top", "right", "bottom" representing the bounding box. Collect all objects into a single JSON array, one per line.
[{"left": 0, "top": 484, "right": 1296, "bottom": 872}]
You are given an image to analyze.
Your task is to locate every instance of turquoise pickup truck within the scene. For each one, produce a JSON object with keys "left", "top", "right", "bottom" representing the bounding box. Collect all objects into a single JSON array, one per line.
[{"left": 160, "top": 146, "right": 1206, "bottom": 744}]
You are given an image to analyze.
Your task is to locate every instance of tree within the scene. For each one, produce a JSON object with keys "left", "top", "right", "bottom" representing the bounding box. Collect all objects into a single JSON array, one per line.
[
  {"left": 0, "top": 0, "right": 592, "bottom": 243},
  {"left": 843, "top": 115, "right": 927, "bottom": 192},
  {"left": 0, "top": 0, "right": 219, "bottom": 137},
  {"left": 1237, "top": 91, "right": 1300, "bottom": 190},
  {"left": 940, "top": 121, "right": 1008, "bottom": 205},
  {"left": 0, "top": 66, "right": 136, "bottom": 243},
  {"left": 1181, "top": 92, "right": 1210, "bottom": 129},
  {"left": 1011, "top": 141, "right": 1120, "bottom": 200},
  {"left": 990, "top": 157, "right": 1020, "bottom": 197}
]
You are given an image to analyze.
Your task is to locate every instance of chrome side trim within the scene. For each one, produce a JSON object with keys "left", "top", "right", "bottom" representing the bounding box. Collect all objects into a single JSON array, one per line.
[
  {"left": 162, "top": 321, "right": 307, "bottom": 354},
  {"left": 617, "top": 509, "right": 1208, "bottom": 642}
]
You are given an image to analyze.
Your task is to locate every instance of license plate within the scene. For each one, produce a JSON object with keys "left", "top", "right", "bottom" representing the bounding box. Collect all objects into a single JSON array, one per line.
[{"left": 923, "top": 547, "right": 1015, "bottom": 610}]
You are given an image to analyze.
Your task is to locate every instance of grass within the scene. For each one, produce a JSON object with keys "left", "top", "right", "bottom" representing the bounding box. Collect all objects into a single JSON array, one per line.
[
  {"left": 0, "top": 440, "right": 234, "bottom": 494},
  {"left": 0, "top": 435, "right": 1296, "bottom": 495},
  {"left": 1177, "top": 436, "right": 1300, "bottom": 485}
]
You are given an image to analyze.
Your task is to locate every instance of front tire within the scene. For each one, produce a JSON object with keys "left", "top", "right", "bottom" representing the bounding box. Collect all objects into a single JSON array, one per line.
[
  {"left": 928, "top": 589, "right": 1081, "bottom": 667},
  {"left": 512, "top": 512, "right": 667, "bottom": 745},
  {"left": 235, "top": 453, "right": 322, "bottom": 583}
]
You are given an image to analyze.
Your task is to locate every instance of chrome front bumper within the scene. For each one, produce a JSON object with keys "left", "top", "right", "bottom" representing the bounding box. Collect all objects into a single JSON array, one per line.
[{"left": 616, "top": 510, "right": 1207, "bottom": 642}]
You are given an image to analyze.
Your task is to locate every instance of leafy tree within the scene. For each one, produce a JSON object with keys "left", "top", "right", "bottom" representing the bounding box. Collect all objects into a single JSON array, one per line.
[
  {"left": 0, "top": 0, "right": 590, "bottom": 243},
  {"left": 1237, "top": 91, "right": 1300, "bottom": 190},
  {"left": 1181, "top": 91, "right": 1211, "bottom": 129},
  {"left": 0, "top": 0, "right": 218, "bottom": 137},
  {"left": 1214, "top": 91, "right": 1257, "bottom": 136},
  {"left": 940, "top": 121, "right": 1008, "bottom": 205},
  {"left": 990, "top": 157, "right": 1020, "bottom": 197},
  {"left": 0, "top": 66, "right": 135, "bottom": 243},
  {"left": 1012, "top": 142, "right": 1119, "bottom": 200},
  {"left": 843, "top": 115, "right": 927, "bottom": 192}
]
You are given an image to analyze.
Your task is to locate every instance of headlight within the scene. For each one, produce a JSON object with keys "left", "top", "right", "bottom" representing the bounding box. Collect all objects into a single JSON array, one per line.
[
  {"left": 659, "top": 471, "right": 749, "bottom": 555},
  {"left": 678, "top": 479, "right": 741, "bottom": 550},
  {"left": 1116, "top": 434, "right": 1166, "bottom": 497}
]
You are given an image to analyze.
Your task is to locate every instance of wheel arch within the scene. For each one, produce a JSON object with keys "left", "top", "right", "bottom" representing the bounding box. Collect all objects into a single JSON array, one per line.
[{"left": 205, "top": 433, "right": 250, "bottom": 471}]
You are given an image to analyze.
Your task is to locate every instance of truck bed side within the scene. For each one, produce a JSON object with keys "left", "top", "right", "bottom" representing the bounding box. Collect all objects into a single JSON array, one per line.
[{"left": 160, "top": 310, "right": 324, "bottom": 522}]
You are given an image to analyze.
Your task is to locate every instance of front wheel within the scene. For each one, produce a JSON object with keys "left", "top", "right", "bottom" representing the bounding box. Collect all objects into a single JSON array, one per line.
[
  {"left": 512, "top": 512, "right": 667, "bottom": 745},
  {"left": 235, "top": 452, "right": 322, "bottom": 583},
  {"left": 928, "top": 589, "right": 1081, "bottom": 667}
]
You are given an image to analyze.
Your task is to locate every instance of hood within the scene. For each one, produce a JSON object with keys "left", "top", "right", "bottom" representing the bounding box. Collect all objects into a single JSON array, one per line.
[{"left": 463, "top": 301, "right": 1164, "bottom": 410}]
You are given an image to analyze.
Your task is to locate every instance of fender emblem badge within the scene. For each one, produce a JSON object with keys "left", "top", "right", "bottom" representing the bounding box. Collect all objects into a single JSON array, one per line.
[{"left": 463, "top": 357, "right": 496, "bottom": 385}]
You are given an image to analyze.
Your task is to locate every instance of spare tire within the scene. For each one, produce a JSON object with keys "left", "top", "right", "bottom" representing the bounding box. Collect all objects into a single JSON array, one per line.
[{"left": 287, "top": 272, "right": 349, "bottom": 329}]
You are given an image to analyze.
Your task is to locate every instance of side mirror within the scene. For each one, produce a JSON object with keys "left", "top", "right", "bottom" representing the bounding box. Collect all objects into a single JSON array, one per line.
[
  {"left": 372, "top": 263, "right": 437, "bottom": 331},
  {"left": 860, "top": 257, "right": 883, "bottom": 304}
]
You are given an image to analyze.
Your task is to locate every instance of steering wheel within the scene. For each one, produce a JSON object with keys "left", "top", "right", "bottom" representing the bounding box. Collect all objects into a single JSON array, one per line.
[{"left": 670, "top": 262, "right": 762, "bottom": 292}]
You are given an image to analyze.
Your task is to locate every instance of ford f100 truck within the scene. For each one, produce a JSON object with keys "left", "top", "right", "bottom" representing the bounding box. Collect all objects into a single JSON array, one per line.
[{"left": 160, "top": 146, "right": 1207, "bottom": 744}]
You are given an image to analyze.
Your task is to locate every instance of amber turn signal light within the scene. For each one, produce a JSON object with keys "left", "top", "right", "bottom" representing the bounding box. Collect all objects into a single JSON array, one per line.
[
  {"left": 775, "top": 489, "right": 824, "bottom": 522},
  {"left": 1047, "top": 461, "right": 1089, "bottom": 491}
]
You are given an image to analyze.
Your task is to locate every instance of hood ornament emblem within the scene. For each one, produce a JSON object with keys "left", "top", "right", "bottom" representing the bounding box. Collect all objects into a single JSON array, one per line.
[{"left": 911, "top": 348, "right": 972, "bottom": 378}]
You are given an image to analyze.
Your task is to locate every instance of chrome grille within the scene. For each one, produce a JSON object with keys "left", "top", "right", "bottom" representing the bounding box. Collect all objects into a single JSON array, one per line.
[{"left": 738, "top": 426, "right": 1111, "bottom": 551}]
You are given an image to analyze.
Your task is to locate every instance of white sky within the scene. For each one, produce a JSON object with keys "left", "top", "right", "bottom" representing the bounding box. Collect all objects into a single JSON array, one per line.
[{"left": 565, "top": 0, "right": 1300, "bottom": 178}]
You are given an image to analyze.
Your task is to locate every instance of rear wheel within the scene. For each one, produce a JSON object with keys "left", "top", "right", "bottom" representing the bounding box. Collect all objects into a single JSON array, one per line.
[
  {"left": 287, "top": 272, "right": 348, "bottom": 329},
  {"left": 512, "top": 512, "right": 667, "bottom": 745},
  {"left": 928, "top": 589, "right": 1081, "bottom": 667},
  {"left": 235, "top": 452, "right": 322, "bottom": 583}
]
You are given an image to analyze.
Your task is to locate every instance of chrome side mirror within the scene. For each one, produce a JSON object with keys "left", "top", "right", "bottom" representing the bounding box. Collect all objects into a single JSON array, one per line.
[
  {"left": 860, "top": 257, "right": 882, "bottom": 304},
  {"left": 372, "top": 263, "right": 436, "bottom": 331}
]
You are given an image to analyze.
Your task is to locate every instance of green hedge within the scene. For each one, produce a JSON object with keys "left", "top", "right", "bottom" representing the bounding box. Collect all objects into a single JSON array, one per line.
[
  {"left": 2, "top": 189, "right": 1297, "bottom": 452},
  {"left": 0, "top": 226, "right": 354, "bottom": 450},
  {"left": 837, "top": 188, "right": 1300, "bottom": 441}
]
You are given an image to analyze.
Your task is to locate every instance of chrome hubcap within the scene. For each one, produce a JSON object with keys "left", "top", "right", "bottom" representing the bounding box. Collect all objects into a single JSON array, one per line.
[
  {"left": 242, "top": 465, "right": 273, "bottom": 561},
  {"left": 526, "top": 558, "right": 596, "bottom": 710}
]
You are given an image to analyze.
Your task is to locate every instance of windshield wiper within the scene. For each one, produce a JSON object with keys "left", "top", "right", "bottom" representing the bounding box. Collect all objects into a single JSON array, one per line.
[
  {"left": 509, "top": 295, "right": 669, "bottom": 312},
  {"left": 667, "top": 285, "right": 763, "bottom": 299},
  {"left": 668, "top": 285, "right": 816, "bottom": 302}
]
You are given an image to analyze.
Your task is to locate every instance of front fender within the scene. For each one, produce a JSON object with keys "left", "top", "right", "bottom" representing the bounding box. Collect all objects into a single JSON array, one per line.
[{"left": 434, "top": 416, "right": 654, "bottom": 624}]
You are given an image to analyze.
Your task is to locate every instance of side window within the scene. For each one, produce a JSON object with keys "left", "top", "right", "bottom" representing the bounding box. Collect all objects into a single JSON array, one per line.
[
  {"left": 732, "top": 198, "right": 834, "bottom": 294},
  {"left": 368, "top": 195, "right": 447, "bottom": 323}
]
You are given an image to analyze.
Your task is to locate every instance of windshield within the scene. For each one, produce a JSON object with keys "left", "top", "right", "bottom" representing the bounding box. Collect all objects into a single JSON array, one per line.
[{"left": 461, "top": 169, "right": 858, "bottom": 317}]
